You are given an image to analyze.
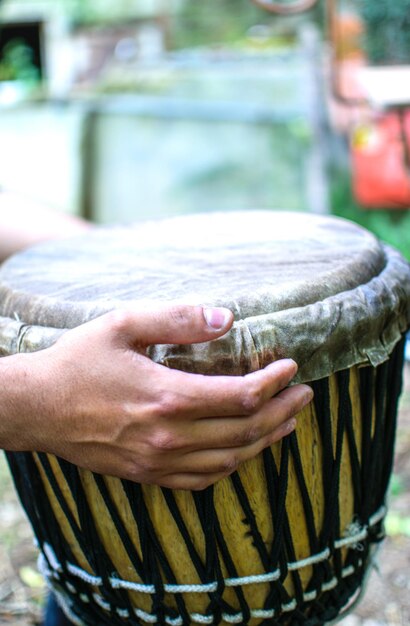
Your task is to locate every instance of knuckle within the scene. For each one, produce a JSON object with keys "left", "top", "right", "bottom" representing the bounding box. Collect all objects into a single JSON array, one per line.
[
  {"left": 155, "top": 392, "right": 184, "bottom": 418},
  {"left": 168, "top": 305, "right": 191, "bottom": 326},
  {"left": 240, "top": 384, "right": 264, "bottom": 414},
  {"left": 150, "top": 428, "right": 182, "bottom": 452},
  {"left": 135, "top": 457, "right": 158, "bottom": 475},
  {"left": 244, "top": 424, "right": 261, "bottom": 445},
  {"left": 105, "top": 309, "right": 133, "bottom": 333},
  {"left": 221, "top": 455, "right": 240, "bottom": 474},
  {"left": 276, "top": 396, "right": 297, "bottom": 421},
  {"left": 123, "top": 459, "right": 156, "bottom": 482},
  {"left": 234, "top": 422, "right": 261, "bottom": 446}
]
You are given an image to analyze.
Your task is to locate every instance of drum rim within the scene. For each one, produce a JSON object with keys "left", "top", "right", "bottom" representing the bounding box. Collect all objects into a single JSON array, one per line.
[{"left": 0, "top": 243, "right": 408, "bottom": 384}]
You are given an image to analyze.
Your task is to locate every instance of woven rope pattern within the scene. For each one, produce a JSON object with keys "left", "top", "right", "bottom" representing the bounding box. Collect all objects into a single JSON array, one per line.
[
  {"left": 6, "top": 337, "right": 406, "bottom": 626},
  {"left": 38, "top": 551, "right": 361, "bottom": 625},
  {"left": 37, "top": 503, "right": 385, "bottom": 595}
]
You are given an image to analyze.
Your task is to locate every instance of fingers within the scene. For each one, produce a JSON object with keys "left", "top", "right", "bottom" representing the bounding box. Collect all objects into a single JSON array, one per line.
[
  {"left": 155, "top": 358, "right": 300, "bottom": 420},
  {"left": 47, "top": 305, "right": 314, "bottom": 492},
  {"left": 153, "top": 472, "right": 231, "bottom": 491},
  {"left": 176, "top": 383, "right": 313, "bottom": 450},
  {"left": 52, "top": 373, "right": 312, "bottom": 490},
  {"left": 104, "top": 305, "right": 234, "bottom": 347},
  {"left": 123, "top": 417, "right": 295, "bottom": 491},
  {"left": 167, "top": 417, "right": 299, "bottom": 475},
  {"left": 122, "top": 384, "right": 313, "bottom": 490},
  {"left": 134, "top": 411, "right": 304, "bottom": 492}
]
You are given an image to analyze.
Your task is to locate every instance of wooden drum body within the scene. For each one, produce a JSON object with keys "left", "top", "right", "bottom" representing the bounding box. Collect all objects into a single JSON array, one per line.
[{"left": 0, "top": 212, "right": 409, "bottom": 626}]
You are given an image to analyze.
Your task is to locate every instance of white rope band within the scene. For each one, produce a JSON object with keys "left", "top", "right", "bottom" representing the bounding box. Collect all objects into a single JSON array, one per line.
[
  {"left": 39, "top": 504, "right": 386, "bottom": 596},
  {"left": 50, "top": 561, "right": 363, "bottom": 626}
]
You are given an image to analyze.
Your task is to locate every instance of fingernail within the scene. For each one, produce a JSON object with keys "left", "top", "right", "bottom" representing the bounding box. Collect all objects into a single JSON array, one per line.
[
  {"left": 203, "top": 307, "right": 232, "bottom": 330},
  {"left": 285, "top": 359, "right": 298, "bottom": 376},
  {"left": 302, "top": 387, "right": 314, "bottom": 406},
  {"left": 266, "top": 359, "right": 298, "bottom": 376}
]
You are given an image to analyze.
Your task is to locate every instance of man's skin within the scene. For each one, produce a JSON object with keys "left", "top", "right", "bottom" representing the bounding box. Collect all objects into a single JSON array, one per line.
[{"left": 0, "top": 192, "right": 313, "bottom": 490}]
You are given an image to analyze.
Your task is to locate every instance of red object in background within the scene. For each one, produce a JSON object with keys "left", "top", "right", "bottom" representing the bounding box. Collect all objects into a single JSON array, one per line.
[{"left": 351, "top": 111, "right": 410, "bottom": 209}]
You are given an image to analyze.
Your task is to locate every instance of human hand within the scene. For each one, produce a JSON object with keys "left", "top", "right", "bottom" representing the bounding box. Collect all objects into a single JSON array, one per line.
[{"left": 0, "top": 306, "right": 313, "bottom": 490}]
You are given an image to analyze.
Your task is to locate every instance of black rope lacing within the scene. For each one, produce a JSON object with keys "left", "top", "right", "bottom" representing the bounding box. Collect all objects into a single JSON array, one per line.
[{"left": 6, "top": 336, "right": 406, "bottom": 626}]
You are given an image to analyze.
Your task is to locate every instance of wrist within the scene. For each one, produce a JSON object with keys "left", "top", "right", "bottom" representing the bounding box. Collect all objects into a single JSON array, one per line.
[{"left": 0, "top": 352, "right": 55, "bottom": 452}]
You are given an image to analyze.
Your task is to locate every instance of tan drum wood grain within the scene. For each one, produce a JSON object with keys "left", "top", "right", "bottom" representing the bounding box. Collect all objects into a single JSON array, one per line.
[
  {"left": 1, "top": 211, "right": 408, "bottom": 626},
  {"left": 32, "top": 375, "right": 365, "bottom": 625}
]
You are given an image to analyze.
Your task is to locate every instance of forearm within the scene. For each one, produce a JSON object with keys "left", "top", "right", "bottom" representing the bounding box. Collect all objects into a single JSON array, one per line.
[
  {"left": 0, "top": 307, "right": 312, "bottom": 487},
  {"left": 0, "top": 191, "right": 91, "bottom": 263},
  {"left": 0, "top": 352, "right": 49, "bottom": 451}
]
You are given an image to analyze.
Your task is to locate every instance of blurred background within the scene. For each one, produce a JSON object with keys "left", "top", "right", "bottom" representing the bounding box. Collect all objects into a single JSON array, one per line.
[
  {"left": 0, "top": 0, "right": 409, "bottom": 258},
  {"left": 0, "top": 1, "right": 410, "bottom": 624}
]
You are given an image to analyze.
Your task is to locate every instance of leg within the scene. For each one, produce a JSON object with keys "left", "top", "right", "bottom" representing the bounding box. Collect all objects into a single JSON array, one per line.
[{"left": 43, "top": 594, "right": 74, "bottom": 626}]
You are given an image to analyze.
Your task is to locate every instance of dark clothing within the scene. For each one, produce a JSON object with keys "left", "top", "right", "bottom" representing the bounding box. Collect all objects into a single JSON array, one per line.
[{"left": 43, "top": 595, "right": 73, "bottom": 626}]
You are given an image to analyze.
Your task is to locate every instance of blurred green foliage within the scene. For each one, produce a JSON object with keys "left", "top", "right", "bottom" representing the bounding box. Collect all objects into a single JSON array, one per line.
[
  {"left": 0, "top": 0, "right": 322, "bottom": 43},
  {"left": 385, "top": 511, "right": 410, "bottom": 537},
  {"left": 358, "top": 0, "right": 410, "bottom": 65},
  {"left": 171, "top": 0, "right": 323, "bottom": 49},
  {"left": 67, "top": 0, "right": 157, "bottom": 25},
  {"left": 390, "top": 474, "right": 406, "bottom": 498},
  {"left": 331, "top": 164, "right": 410, "bottom": 261},
  {"left": 0, "top": 0, "right": 177, "bottom": 24},
  {"left": 171, "top": 0, "right": 267, "bottom": 49},
  {"left": 0, "top": 38, "right": 39, "bottom": 82}
]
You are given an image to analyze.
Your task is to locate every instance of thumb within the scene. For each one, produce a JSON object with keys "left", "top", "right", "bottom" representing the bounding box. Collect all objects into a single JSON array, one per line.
[{"left": 110, "top": 305, "right": 234, "bottom": 347}]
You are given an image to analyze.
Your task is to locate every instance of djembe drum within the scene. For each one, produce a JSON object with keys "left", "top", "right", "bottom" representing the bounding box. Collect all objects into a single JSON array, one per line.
[{"left": 0, "top": 211, "right": 409, "bottom": 626}]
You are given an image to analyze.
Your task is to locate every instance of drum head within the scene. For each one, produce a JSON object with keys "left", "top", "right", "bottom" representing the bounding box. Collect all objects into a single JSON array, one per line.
[
  {"left": 0, "top": 211, "right": 409, "bottom": 382},
  {"left": 1, "top": 210, "right": 409, "bottom": 625}
]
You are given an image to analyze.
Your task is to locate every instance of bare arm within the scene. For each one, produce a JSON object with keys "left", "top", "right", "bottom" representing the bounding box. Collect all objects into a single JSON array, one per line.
[
  {"left": 0, "top": 194, "right": 313, "bottom": 489},
  {"left": 0, "top": 190, "right": 91, "bottom": 262},
  {"left": 0, "top": 305, "right": 313, "bottom": 490}
]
